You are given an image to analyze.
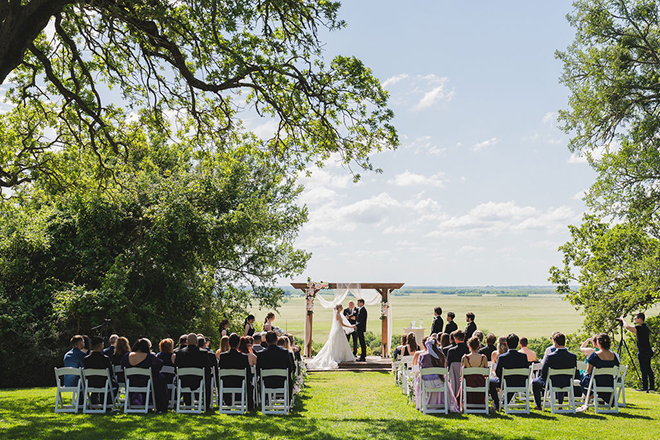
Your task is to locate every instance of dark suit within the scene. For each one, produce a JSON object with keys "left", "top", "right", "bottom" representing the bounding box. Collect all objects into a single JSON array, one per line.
[
  {"left": 203, "top": 347, "right": 218, "bottom": 410},
  {"left": 489, "top": 349, "right": 530, "bottom": 409},
  {"left": 430, "top": 315, "right": 444, "bottom": 335},
  {"left": 446, "top": 342, "right": 469, "bottom": 369},
  {"left": 343, "top": 307, "right": 359, "bottom": 355},
  {"left": 174, "top": 345, "right": 211, "bottom": 406},
  {"left": 479, "top": 344, "right": 497, "bottom": 361},
  {"left": 532, "top": 347, "right": 577, "bottom": 408},
  {"left": 102, "top": 345, "right": 115, "bottom": 357},
  {"left": 465, "top": 321, "right": 477, "bottom": 339},
  {"left": 356, "top": 306, "right": 368, "bottom": 360},
  {"left": 218, "top": 348, "right": 253, "bottom": 409},
  {"left": 257, "top": 345, "right": 295, "bottom": 402},
  {"left": 83, "top": 351, "right": 117, "bottom": 404},
  {"left": 444, "top": 320, "right": 458, "bottom": 335}
]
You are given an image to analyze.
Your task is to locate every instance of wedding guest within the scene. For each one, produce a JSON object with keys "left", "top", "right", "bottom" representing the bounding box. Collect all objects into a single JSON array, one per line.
[
  {"left": 244, "top": 314, "right": 256, "bottom": 337},
  {"left": 531, "top": 332, "right": 577, "bottom": 410},
  {"left": 287, "top": 334, "right": 302, "bottom": 362},
  {"left": 175, "top": 333, "right": 211, "bottom": 408},
  {"left": 277, "top": 336, "right": 296, "bottom": 374},
  {"left": 219, "top": 333, "right": 253, "bottom": 410},
  {"left": 198, "top": 334, "right": 218, "bottom": 411},
  {"left": 393, "top": 334, "right": 408, "bottom": 360},
  {"left": 174, "top": 334, "right": 187, "bottom": 353},
  {"left": 63, "top": 335, "right": 86, "bottom": 387},
  {"left": 252, "top": 334, "right": 265, "bottom": 354},
  {"left": 444, "top": 312, "right": 458, "bottom": 334},
  {"left": 461, "top": 336, "right": 489, "bottom": 408},
  {"left": 541, "top": 331, "right": 561, "bottom": 363},
  {"left": 464, "top": 312, "right": 477, "bottom": 339},
  {"left": 577, "top": 333, "right": 620, "bottom": 412},
  {"left": 82, "top": 335, "right": 92, "bottom": 355},
  {"left": 489, "top": 333, "right": 530, "bottom": 411},
  {"left": 402, "top": 332, "right": 420, "bottom": 357},
  {"left": 479, "top": 333, "right": 497, "bottom": 360},
  {"left": 473, "top": 331, "right": 485, "bottom": 350},
  {"left": 263, "top": 312, "right": 275, "bottom": 332},
  {"left": 220, "top": 319, "right": 230, "bottom": 337},
  {"left": 257, "top": 331, "right": 294, "bottom": 403},
  {"left": 439, "top": 333, "right": 451, "bottom": 356},
  {"left": 83, "top": 336, "right": 117, "bottom": 405},
  {"left": 491, "top": 336, "right": 507, "bottom": 364},
  {"left": 412, "top": 336, "right": 429, "bottom": 366},
  {"left": 157, "top": 338, "right": 176, "bottom": 390},
  {"left": 216, "top": 335, "right": 230, "bottom": 359},
  {"left": 579, "top": 334, "right": 598, "bottom": 360},
  {"left": 518, "top": 337, "right": 538, "bottom": 362},
  {"left": 415, "top": 339, "right": 458, "bottom": 412},
  {"left": 121, "top": 338, "right": 168, "bottom": 413},
  {"left": 238, "top": 336, "right": 257, "bottom": 366},
  {"left": 102, "top": 334, "right": 119, "bottom": 357},
  {"left": 446, "top": 330, "right": 469, "bottom": 401},
  {"left": 430, "top": 307, "right": 444, "bottom": 335},
  {"left": 260, "top": 332, "right": 269, "bottom": 348}
]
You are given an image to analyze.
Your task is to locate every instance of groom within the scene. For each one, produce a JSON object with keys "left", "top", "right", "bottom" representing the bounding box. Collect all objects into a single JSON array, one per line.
[{"left": 356, "top": 299, "right": 367, "bottom": 362}]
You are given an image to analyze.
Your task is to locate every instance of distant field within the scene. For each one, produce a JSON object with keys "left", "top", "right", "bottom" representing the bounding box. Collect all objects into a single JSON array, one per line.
[{"left": 248, "top": 293, "right": 584, "bottom": 342}]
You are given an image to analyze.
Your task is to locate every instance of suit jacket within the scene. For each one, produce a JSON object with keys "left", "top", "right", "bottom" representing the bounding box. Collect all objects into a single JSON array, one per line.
[
  {"left": 256, "top": 345, "right": 294, "bottom": 389},
  {"left": 444, "top": 320, "right": 458, "bottom": 335},
  {"left": 356, "top": 306, "right": 368, "bottom": 333},
  {"left": 464, "top": 321, "right": 477, "bottom": 339},
  {"left": 174, "top": 345, "right": 210, "bottom": 389},
  {"left": 495, "top": 349, "right": 530, "bottom": 388},
  {"left": 343, "top": 307, "right": 358, "bottom": 326},
  {"left": 446, "top": 342, "right": 469, "bottom": 368},
  {"left": 430, "top": 315, "right": 444, "bottom": 335},
  {"left": 63, "top": 347, "right": 87, "bottom": 387},
  {"left": 83, "top": 351, "right": 114, "bottom": 388},
  {"left": 218, "top": 348, "right": 251, "bottom": 388},
  {"left": 478, "top": 344, "right": 497, "bottom": 360},
  {"left": 540, "top": 347, "right": 577, "bottom": 388},
  {"left": 102, "top": 345, "right": 115, "bottom": 357}
]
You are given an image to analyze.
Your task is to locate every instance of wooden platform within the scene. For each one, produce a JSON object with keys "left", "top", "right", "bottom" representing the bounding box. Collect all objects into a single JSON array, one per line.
[{"left": 306, "top": 356, "right": 392, "bottom": 372}]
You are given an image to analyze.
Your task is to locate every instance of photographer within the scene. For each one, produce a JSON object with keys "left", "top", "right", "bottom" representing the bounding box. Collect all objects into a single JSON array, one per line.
[{"left": 620, "top": 313, "right": 655, "bottom": 392}]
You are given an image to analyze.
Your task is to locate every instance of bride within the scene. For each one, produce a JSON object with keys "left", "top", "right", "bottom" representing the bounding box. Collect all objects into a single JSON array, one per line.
[{"left": 307, "top": 304, "right": 356, "bottom": 370}]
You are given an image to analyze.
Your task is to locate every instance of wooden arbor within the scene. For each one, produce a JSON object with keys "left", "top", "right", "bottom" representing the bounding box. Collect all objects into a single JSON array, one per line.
[{"left": 290, "top": 282, "right": 404, "bottom": 358}]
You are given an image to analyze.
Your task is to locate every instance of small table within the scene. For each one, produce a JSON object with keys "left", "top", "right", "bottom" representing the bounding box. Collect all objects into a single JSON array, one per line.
[{"left": 403, "top": 327, "right": 425, "bottom": 343}]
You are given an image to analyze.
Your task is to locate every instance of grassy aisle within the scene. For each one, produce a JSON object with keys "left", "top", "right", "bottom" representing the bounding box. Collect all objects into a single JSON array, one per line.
[{"left": 1, "top": 372, "right": 659, "bottom": 440}]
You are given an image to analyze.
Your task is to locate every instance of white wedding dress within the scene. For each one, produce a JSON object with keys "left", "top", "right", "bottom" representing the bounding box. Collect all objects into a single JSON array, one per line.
[{"left": 307, "top": 311, "right": 355, "bottom": 370}]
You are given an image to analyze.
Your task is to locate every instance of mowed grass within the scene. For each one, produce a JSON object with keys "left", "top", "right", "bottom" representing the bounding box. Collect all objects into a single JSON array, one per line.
[
  {"left": 2, "top": 372, "right": 659, "bottom": 440},
  {"left": 249, "top": 293, "right": 584, "bottom": 342}
]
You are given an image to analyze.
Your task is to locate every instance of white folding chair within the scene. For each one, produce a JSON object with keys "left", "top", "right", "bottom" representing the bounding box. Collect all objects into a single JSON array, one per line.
[
  {"left": 260, "top": 369, "right": 289, "bottom": 415},
  {"left": 54, "top": 367, "right": 82, "bottom": 413},
  {"left": 112, "top": 365, "right": 126, "bottom": 404},
  {"left": 123, "top": 367, "right": 156, "bottom": 413},
  {"left": 251, "top": 365, "right": 259, "bottom": 407},
  {"left": 542, "top": 367, "right": 576, "bottom": 414},
  {"left": 502, "top": 367, "right": 530, "bottom": 414},
  {"left": 574, "top": 361, "right": 588, "bottom": 404},
  {"left": 160, "top": 365, "right": 177, "bottom": 409},
  {"left": 419, "top": 367, "right": 449, "bottom": 414},
  {"left": 219, "top": 369, "right": 247, "bottom": 414},
  {"left": 460, "top": 367, "right": 490, "bottom": 414},
  {"left": 176, "top": 367, "right": 205, "bottom": 414},
  {"left": 585, "top": 366, "right": 620, "bottom": 414},
  {"left": 616, "top": 364, "right": 628, "bottom": 407},
  {"left": 82, "top": 368, "right": 116, "bottom": 413},
  {"left": 399, "top": 355, "right": 414, "bottom": 394}
]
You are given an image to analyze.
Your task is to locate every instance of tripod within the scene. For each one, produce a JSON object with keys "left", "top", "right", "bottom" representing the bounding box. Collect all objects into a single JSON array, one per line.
[{"left": 617, "top": 322, "right": 642, "bottom": 384}]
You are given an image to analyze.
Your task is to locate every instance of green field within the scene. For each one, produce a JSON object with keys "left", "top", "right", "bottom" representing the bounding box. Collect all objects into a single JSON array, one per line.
[{"left": 248, "top": 293, "right": 584, "bottom": 343}]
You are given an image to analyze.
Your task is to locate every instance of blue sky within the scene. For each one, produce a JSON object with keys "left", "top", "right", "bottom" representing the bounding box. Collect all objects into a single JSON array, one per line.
[{"left": 276, "top": 1, "right": 596, "bottom": 286}]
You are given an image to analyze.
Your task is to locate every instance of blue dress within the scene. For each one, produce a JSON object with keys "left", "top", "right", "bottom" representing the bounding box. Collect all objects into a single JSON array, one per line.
[{"left": 580, "top": 351, "right": 620, "bottom": 404}]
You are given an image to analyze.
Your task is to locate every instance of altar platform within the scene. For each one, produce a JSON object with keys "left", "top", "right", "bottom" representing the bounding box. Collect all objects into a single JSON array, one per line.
[{"left": 306, "top": 355, "right": 392, "bottom": 372}]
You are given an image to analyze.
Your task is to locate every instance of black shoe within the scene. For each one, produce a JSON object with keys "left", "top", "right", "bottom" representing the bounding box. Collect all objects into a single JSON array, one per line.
[{"left": 357, "top": 358, "right": 366, "bottom": 362}]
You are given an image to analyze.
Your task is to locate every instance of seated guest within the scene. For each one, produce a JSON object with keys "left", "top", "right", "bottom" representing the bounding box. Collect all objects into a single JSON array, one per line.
[
  {"left": 174, "top": 334, "right": 187, "bottom": 353},
  {"left": 157, "top": 338, "right": 176, "bottom": 387},
  {"left": 519, "top": 337, "right": 538, "bottom": 362},
  {"left": 198, "top": 333, "right": 218, "bottom": 412},
  {"left": 287, "top": 334, "right": 302, "bottom": 362},
  {"left": 579, "top": 334, "right": 598, "bottom": 360},
  {"left": 577, "top": 333, "right": 620, "bottom": 412},
  {"left": 82, "top": 335, "right": 92, "bottom": 355},
  {"left": 412, "top": 336, "right": 429, "bottom": 366},
  {"left": 402, "top": 332, "right": 420, "bottom": 357},
  {"left": 473, "top": 330, "right": 485, "bottom": 350},
  {"left": 63, "top": 335, "right": 86, "bottom": 387},
  {"left": 464, "top": 312, "right": 477, "bottom": 339},
  {"left": 479, "top": 333, "right": 497, "bottom": 360},
  {"left": 541, "top": 331, "right": 561, "bottom": 363},
  {"left": 430, "top": 306, "right": 444, "bottom": 335},
  {"left": 238, "top": 336, "right": 257, "bottom": 366},
  {"left": 83, "top": 336, "right": 117, "bottom": 405},
  {"left": 277, "top": 336, "right": 297, "bottom": 386},
  {"left": 260, "top": 332, "right": 269, "bottom": 349},
  {"left": 491, "top": 336, "right": 507, "bottom": 365},
  {"left": 415, "top": 338, "right": 458, "bottom": 412},
  {"left": 121, "top": 338, "right": 168, "bottom": 413},
  {"left": 252, "top": 334, "right": 265, "bottom": 353},
  {"left": 257, "top": 331, "right": 295, "bottom": 403},
  {"left": 219, "top": 333, "right": 253, "bottom": 410},
  {"left": 263, "top": 312, "right": 275, "bottom": 332},
  {"left": 219, "top": 319, "right": 230, "bottom": 337},
  {"left": 216, "top": 335, "right": 230, "bottom": 359},
  {"left": 446, "top": 330, "right": 469, "bottom": 400},
  {"left": 174, "top": 333, "right": 211, "bottom": 408},
  {"left": 489, "top": 333, "right": 530, "bottom": 411},
  {"left": 439, "top": 333, "right": 451, "bottom": 356},
  {"left": 393, "top": 334, "right": 408, "bottom": 360},
  {"left": 444, "top": 311, "right": 458, "bottom": 334},
  {"left": 531, "top": 332, "right": 577, "bottom": 410},
  {"left": 111, "top": 336, "right": 130, "bottom": 384},
  {"left": 462, "top": 336, "right": 489, "bottom": 408},
  {"left": 102, "top": 334, "right": 119, "bottom": 357}
]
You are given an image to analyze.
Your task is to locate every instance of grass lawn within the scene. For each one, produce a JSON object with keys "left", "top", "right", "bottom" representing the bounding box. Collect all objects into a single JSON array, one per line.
[{"left": 2, "top": 371, "right": 658, "bottom": 440}]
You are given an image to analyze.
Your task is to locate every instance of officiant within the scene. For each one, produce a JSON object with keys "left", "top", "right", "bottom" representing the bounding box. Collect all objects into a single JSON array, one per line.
[{"left": 343, "top": 301, "right": 359, "bottom": 356}]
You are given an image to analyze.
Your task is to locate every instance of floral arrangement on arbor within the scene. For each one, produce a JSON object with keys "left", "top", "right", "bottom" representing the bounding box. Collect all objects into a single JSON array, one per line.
[
  {"left": 380, "top": 300, "right": 389, "bottom": 321},
  {"left": 305, "top": 278, "right": 328, "bottom": 316}
]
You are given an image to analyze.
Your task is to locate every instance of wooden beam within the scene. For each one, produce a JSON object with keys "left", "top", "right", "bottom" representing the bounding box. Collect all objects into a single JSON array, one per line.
[{"left": 291, "top": 282, "right": 404, "bottom": 290}]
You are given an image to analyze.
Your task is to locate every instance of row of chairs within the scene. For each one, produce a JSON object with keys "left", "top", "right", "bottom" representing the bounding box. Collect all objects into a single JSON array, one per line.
[{"left": 54, "top": 364, "right": 297, "bottom": 415}]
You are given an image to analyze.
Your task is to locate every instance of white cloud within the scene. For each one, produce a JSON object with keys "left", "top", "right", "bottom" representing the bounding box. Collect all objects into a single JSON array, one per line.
[
  {"left": 474, "top": 137, "right": 500, "bottom": 151},
  {"left": 252, "top": 119, "right": 279, "bottom": 140},
  {"left": 458, "top": 245, "right": 485, "bottom": 254},
  {"left": 298, "top": 236, "right": 340, "bottom": 248},
  {"left": 382, "top": 225, "right": 409, "bottom": 235},
  {"left": 529, "top": 240, "right": 560, "bottom": 249},
  {"left": 567, "top": 143, "right": 611, "bottom": 164},
  {"left": 572, "top": 189, "right": 587, "bottom": 200},
  {"left": 401, "top": 135, "right": 445, "bottom": 155},
  {"left": 542, "top": 111, "right": 556, "bottom": 125},
  {"left": 388, "top": 170, "right": 446, "bottom": 188},
  {"left": 382, "top": 73, "right": 409, "bottom": 88},
  {"left": 411, "top": 75, "right": 454, "bottom": 111},
  {"left": 413, "top": 85, "right": 450, "bottom": 111},
  {"left": 305, "top": 192, "right": 400, "bottom": 232}
]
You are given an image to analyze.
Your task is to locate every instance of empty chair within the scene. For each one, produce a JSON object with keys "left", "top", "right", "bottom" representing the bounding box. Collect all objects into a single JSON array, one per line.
[
  {"left": 219, "top": 369, "right": 247, "bottom": 414},
  {"left": 261, "top": 369, "right": 289, "bottom": 415},
  {"left": 419, "top": 367, "right": 449, "bottom": 414},
  {"left": 54, "top": 367, "right": 83, "bottom": 413},
  {"left": 82, "top": 368, "right": 116, "bottom": 414},
  {"left": 616, "top": 364, "right": 628, "bottom": 407},
  {"left": 502, "top": 367, "right": 530, "bottom": 414},
  {"left": 123, "top": 367, "right": 156, "bottom": 414},
  {"left": 176, "top": 367, "right": 205, "bottom": 414},
  {"left": 461, "top": 367, "right": 490, "bottom": 414},
  {"left": 543, "top": 367, "right": 576, "bottom": 414}
]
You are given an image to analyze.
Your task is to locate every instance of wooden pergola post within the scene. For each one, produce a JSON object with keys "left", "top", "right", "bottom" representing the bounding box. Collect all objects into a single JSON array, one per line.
[{"left": 291, "top": 282, "right": 404, "bottom": 359}]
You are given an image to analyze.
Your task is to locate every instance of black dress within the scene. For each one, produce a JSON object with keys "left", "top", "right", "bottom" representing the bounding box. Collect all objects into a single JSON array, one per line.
[
  {"left": 580, "top": 351, "right": 620, "bottom": 404},
  {"left": 121, "top": 352, "right": 168, "bottom": 412}
]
